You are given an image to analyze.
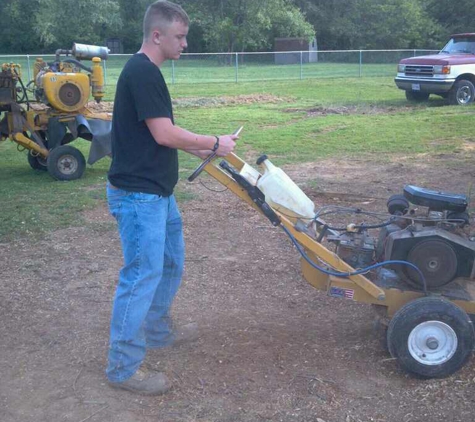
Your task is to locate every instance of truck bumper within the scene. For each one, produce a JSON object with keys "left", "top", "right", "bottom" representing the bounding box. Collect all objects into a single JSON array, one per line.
[{"left": 394, "top": 77, "right": 455, "bottom": 94}]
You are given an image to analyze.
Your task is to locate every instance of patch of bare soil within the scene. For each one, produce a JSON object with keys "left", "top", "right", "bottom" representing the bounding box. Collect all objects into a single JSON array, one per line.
[
  {"left": 285, "top": 105, "right": 416, "bottom": 117},
  {"left": 173, "top": 94, "right": 287, "bottom": 108},
  {"left": 1, "top": 153, "right": 475, "bottom": 422},
  {"left": 86, "top": 95, "right": 285, "bottom": 113},
  {"left": 86, "top": 101, "right": 114, "bottom": 113}
]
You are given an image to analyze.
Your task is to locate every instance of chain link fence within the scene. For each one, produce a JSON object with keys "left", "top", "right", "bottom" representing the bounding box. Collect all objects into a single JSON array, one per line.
[{"left": 1, "top": 49, "right": 438, "bottom": 88}]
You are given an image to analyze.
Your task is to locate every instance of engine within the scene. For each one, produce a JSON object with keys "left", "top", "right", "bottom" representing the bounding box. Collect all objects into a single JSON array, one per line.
[
  {"left": 33, "top": 43, "right": 108, "bottom": 113},
  {"left": 328, "top": 185, "right": 475, "bottom": 291}
]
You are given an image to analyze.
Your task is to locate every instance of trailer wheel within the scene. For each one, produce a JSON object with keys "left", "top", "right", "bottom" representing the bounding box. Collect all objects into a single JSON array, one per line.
[
  {"left": 46, "top": 145, "right": 86, "bottom": 181},
  {"left": 27, "top": 151, "right": 47, "bottom": 171},
  {"left": 387, "top": 297, "right": 474, "bottom": 378},
  {"left": 448, "top": 79, "right": 475, "bottom": 105}
]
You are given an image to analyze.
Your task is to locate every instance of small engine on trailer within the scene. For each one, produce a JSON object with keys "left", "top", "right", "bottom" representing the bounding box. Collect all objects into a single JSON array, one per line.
[
  {"left": 0, "top": 43, "right": 112, "bottom": 180},
  {"left": 326, "top": 185, "right": 475, "bottom": 292}
]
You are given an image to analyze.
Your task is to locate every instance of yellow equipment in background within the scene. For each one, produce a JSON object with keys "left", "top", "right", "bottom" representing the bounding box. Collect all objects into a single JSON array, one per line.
[{"left": 0, "top": 43, "right": 112, "bottom": 180}]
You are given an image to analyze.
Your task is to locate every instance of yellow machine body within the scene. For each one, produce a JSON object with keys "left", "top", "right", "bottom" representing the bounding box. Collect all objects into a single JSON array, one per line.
[
  {"left": 91, "top": 58, "right": 105, "bottom": 102},
  {"left": 40, "top": 72, "right": 90, "bottom": 113},
  {"left": 202, "top": 152, "right": 475, "bottom": 315},
  {"left": 0, "top": 43, "right": 111, "bottom": 180}
]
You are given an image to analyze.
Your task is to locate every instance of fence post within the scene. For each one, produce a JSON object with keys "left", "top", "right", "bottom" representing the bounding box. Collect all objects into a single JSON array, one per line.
[
  {"left": 359, "top": 50, "right": 362, "bottom": 77},
  {"left": 300, "top": 51, "right": 303, "bottom": 80},
  {"left": 235, "top": 53, "right": 238, "bottom": 83},
  {"left": 413, "top": 49, "right": 416, "bottom": 57},
  {"left": 26, "top": 54, "right": 31, "bottom": 82},
  {"left": 172, "top": 60, "right": 175, "bottom": 84},
  {"left": 103, "top": 59, "right": 107, "bottom": 85}
]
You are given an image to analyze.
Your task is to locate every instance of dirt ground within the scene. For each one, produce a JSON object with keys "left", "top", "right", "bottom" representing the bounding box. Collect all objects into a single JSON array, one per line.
[{"left": 1, "top": 152, "right": 475, "bottom": 422}]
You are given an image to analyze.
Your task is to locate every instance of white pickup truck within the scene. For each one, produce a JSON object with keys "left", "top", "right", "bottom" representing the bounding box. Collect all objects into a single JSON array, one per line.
[{"left": 395, "top": 33, "right": 475, "bottom": 105}]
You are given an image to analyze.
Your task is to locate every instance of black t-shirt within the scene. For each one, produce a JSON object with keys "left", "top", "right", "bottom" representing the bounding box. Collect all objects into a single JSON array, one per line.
[{"left": 108, "top": 53, "right": 178, "bottom": 196}]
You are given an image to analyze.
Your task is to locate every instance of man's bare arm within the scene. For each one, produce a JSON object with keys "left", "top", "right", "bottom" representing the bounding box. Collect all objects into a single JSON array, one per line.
[
  {"left": 182, "top": 148, "right": 212, "bottom": 159},
  {"left": 145, "top": 117, "right": 237, "bottom": 157}
]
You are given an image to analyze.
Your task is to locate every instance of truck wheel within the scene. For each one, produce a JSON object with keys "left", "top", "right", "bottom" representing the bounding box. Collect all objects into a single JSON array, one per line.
[
  {"left": 27, "top": 151, "right": 48, "bottom": 171},
  {"left": 448, "top": 79, "right": 475, "bottom": 105},
  {"left": 46, "top": 145, "right": 86, "bottom": 181},
  {"left": 405, "top": 91, "right": 430, "bottom": 102},
  {"left": 387, "top": 297, "right": 474, "bottom": 378}
]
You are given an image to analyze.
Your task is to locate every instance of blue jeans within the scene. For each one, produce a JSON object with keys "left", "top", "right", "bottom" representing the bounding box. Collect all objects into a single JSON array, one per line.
[{"left": 106, "top": 184, "right": 184, "bottom": 382}]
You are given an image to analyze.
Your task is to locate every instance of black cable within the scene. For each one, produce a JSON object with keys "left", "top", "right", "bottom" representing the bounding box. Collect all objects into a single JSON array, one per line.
[
  {"left": 199, "top": 179, "right": 228, "bottom": 193},
  {"left": 315, "top": 218, "right": 395, "bottom": 232},
  {"left": 281, "top": 224, "right": 428, "bottom": 295},
  {"left": 62, "top": 59, "right": 92, "bottom": 73}
]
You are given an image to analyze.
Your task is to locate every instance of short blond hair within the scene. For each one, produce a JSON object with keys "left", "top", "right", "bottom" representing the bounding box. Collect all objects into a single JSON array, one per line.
[{"left": 143, "top": 1, "right": 189, "bottom": 40}]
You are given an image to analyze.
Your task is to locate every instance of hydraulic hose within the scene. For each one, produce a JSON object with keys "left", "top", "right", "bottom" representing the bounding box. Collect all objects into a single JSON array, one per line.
[
  {"left": 13, "top": 69, "right": 30, "bottom": 110},
  {"left": 316, "top": 218, "right": 395, "bottom": 232},
  {"left": 281, "top": 225, "right": 428, "bottom": 295}
]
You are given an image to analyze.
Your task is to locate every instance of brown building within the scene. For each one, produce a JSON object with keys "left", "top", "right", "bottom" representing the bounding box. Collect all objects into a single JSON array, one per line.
[{"left": 274, "top": 37, "right": 318, "bottom": 64}]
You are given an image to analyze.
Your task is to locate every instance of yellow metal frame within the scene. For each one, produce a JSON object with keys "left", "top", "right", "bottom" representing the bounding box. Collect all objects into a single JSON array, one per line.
[
  {"left": 202, "top": 153, "right": 475, "bottom": 318},
  {"left": 2, "top": 106, "right": 111, "bottom": 159}
]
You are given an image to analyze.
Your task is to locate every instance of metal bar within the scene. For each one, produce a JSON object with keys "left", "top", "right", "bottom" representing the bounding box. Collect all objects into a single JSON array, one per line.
[
  {"left": 103, "top": 59, "right": 107, "bottom": 85},
  {"left": 235, "top": 53, "right": 238, "bottom": 83},
  {"left": 12, "top": 133, "right": 49, "bottom": 157},
  {"left": 26, "top": 54, "right": 31, "bottom": 82},
  {"left": 300, "top": 51, "right": 303, "bottom": 80},
  {"left": 359, "top": 50, "right": 362, "bottom": 77}
]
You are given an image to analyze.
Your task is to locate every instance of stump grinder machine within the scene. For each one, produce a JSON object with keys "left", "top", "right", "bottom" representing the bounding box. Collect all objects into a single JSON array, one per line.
[
  {"left": 0, "top": 43, "right": 112, "bottom": 180},
  {"left": 190, "top": 133, "right": 475, "bottom": 379}
]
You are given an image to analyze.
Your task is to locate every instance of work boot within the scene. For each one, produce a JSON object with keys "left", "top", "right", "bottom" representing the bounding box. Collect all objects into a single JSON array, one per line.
[
  {"left": 147, "top": 322, "right": 199, "bottom": 349},
  {"left": 108, "top": 369, "right": 171, "bottom": 395}
]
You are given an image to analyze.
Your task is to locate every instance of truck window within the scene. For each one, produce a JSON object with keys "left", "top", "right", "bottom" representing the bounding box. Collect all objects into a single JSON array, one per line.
[{"left": 441, "top": 37, "right": 475, "bottom": 55}]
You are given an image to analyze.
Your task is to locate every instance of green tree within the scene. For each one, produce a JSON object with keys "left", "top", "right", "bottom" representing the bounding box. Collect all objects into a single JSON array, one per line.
[
  {"left": 34, "top": 0, "right": 122, "bottom": 50},
  {"left": 113, "top": 0, "right": 150, "bottom": 52},
  {"left": 293, "top": 0, "right": 359, "bottom": 49},
  {"left": 178, "top": 0, "right": 314, "bottom": 52},
  {"left": 357, "top": 0, "right": 441, "bottom": 49},
  {"left": 295, "top": 0, "right": 442, "bottom": 49},
  {"left": 423, "top": 0, "right": 474, "bottom": 41},
  {"left": 0, "top": 0, "right": 42, "bottom": 53}
]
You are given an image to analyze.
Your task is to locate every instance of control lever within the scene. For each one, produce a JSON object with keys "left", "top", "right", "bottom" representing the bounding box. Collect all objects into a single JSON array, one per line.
[{"left": 187, "top": 126, "right": 243, "bottom": 182}]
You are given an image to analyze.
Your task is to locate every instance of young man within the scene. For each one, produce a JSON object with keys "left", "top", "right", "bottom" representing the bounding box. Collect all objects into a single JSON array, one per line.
[{"left": 106, "top": 1, "right": 238, "bottom": 395}]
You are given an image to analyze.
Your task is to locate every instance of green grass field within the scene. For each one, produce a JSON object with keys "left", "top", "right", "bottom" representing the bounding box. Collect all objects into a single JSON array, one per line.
[{"left": 1, "top": 76, "right": 474, "bottom": 240}]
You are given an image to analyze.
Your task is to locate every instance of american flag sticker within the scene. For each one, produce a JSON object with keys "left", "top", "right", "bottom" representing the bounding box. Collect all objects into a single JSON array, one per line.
[{"left": 329, "top": 287, "right": 355, "bottom": 300}]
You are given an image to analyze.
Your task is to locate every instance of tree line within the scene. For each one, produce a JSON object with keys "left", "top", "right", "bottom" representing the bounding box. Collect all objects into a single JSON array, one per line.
[{"left": 0, "top": 0, "right": 472, "bottom": 54}]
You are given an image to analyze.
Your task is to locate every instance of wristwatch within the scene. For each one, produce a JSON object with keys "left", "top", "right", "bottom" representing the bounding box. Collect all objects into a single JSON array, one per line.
[{"left": 212, "top": 136, "right": 220, "bottom": 152}]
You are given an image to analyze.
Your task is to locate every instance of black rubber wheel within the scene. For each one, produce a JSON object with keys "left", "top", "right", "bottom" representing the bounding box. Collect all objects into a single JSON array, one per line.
[
  {"left": 46, "top": 145, "right": 86, "bottom": 181},
  {"left": 27, "top": 151, "right": 48, "bottom": 171},
  {"left": 387, "top": 297, "right": 474, "bottom": 378},
  {"left": 402, "top": 239, "right": 458, "bottom": 289},
  {"left": 387, "top": 194, "right": 409, "bottom": 215},
  {"left": 406, "top": 91, "right": 430, "bottom": 102},
  {"left": 447, "top": 211, "right": 470, "bottom": 227},
  {"left": 448, "top": 79, "right": 475, "bottom": 106}
]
